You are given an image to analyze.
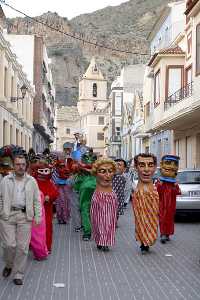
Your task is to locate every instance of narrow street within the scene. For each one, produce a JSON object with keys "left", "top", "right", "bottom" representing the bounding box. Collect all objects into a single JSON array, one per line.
[{"left": 0, "top": 206, "right": 200, "bottom": 300}]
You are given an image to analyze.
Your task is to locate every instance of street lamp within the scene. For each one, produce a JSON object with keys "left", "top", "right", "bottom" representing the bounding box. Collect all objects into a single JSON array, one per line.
[
  {"left": 93, "top": 101, "right": 98, "bottom": 111},
  {"left": 10, "top": 84, "right": 28, "bottom": 102}
]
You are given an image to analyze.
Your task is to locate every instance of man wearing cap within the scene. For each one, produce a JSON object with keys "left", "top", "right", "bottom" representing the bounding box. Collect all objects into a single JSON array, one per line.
[{"left": 156, "top": 155, "right": 181, "bottom": 244}]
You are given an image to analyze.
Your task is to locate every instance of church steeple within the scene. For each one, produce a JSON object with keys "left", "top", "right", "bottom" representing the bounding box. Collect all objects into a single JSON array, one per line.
[
  {"left": 77, "top": 57, "right": 108, "bottom": 156},
  {"left": 78, "top": 57, "right": 107, "bottom": 117},
  {"left": 83, "top": 57, "right": 105, "bottom": 80}
]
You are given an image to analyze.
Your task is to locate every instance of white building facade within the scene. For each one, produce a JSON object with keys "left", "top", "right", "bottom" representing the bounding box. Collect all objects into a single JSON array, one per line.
[
  {"left": 143, "top": 0, "right": 200, "bottom": 168},
  {"left": 108, "top": 64, "right": 145, "bottom": 160},
  {"left": 0, "top": 10, "right": 34, "bottom": 150},
  {"left": 143, "top": 0, "right": 187, "bottom": 162},
  {"left": 107, "top": 77, "right": 123, "bottom": 159},
  {"left": 149, "top": 1, "right": 186, "bottom": 55},
  {"left": 4, "top": 34, "right": 56, "bottom": 152},
  {"left": 55, "top": 105, "right": 81, "bottom": 151}
]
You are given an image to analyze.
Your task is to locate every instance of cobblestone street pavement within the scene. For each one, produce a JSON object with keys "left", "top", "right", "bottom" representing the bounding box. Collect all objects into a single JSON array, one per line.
[{"left": 0, "top": 205, "right": 200, "bottom": 300}]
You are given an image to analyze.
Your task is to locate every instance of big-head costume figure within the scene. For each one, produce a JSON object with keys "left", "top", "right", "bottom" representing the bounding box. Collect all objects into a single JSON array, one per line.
[
  {"left": 156, "top": 154, "right": 181, "bottom": 244},
  {"left": 31, "top": 160, "right": 59, "bottom": 252},
  {"left": 0, "top": 145, "right": 26, "bottom": 181},
  {"left": 73, "top": 150, "right": 97, "bottom": 241},
  {"left": 90, "top": 159, "right": 118, "bottom": 251},
  {"left": 54, "top": 158, "right": 74, "bottom": 224},
  {"left": 132, "top": 153, "right": 159, "bottom": 254},
  {"left": 0, "top": 155, "right": 13, "bottom": 181}
]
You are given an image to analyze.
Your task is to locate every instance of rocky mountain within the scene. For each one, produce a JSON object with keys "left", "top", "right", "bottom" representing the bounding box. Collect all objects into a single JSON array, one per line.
[{"left": 5, "top": 0, "right": 178, "bottom": 105}]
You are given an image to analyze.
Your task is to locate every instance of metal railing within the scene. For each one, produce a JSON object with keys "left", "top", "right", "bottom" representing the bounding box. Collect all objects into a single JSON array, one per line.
[{"left": 164, "top": 81, "right": 193, "bottom": 110}]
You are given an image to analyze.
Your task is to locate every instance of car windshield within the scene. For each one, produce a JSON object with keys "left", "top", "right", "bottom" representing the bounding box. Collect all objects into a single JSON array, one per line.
[{"left": 177, "top": 171, "right": 200, "bottom": 184}]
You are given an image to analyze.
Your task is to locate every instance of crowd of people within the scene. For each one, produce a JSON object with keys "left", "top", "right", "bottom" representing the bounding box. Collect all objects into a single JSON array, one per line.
[{"left": 0, "top": 137, "right": 181, "bottom": 286}]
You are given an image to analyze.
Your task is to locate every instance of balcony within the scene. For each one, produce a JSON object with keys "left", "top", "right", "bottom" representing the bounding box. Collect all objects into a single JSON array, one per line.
[{"left": 164, "top": 82, "right": 193, "bottom": 111}]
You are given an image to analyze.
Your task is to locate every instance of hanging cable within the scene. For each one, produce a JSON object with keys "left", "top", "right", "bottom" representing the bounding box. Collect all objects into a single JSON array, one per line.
[{"left": 0, "top": 0, "right": 149, "bottom": 56}]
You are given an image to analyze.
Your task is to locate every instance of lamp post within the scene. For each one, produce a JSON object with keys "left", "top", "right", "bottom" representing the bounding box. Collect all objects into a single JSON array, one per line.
[
  {"left": 93, "top": 100, "right": 97, "bottom": 111},
  {"left": 10, "top": 84, "right": 28, "bottom": 102}
]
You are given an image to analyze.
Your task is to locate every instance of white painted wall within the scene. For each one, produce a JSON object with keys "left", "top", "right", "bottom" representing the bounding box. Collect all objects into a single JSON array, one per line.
[
  {"left": 4, "top": 34, "right": 35, "bottom": 85},
  {"left": 150, "top": 1, "right": 186, "bottom": 54}
]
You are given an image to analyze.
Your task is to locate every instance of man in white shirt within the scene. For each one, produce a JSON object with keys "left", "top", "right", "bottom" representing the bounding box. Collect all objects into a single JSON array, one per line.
[{"left": 0, "top": 155, "right": 41, "bottom": 286}]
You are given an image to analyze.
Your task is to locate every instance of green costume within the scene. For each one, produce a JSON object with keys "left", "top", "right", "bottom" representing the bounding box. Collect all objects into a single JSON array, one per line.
[
  {"left": 74, "top": 175, "right": 96, "bottom": 237},
  {"left": 73, "top": 151, "right": 97, "bottom": 239}
]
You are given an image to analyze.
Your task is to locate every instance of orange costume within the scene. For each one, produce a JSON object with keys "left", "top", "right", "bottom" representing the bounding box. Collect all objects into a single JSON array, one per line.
[{"left": 133, "top": 186, "right": 159, "bottom": 246}]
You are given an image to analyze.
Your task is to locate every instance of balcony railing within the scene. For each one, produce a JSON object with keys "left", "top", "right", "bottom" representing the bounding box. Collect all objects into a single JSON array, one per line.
[{"left": 164, "top": 81, "right": 193, "bottom": 110}]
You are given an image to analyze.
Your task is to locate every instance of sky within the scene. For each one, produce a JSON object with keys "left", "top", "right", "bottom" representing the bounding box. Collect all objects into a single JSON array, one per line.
[{"left": 2, "top": 0, "right": 128, "bottom": 20}]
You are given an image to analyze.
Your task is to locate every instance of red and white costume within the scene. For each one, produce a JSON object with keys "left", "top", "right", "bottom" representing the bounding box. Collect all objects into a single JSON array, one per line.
[
  {"left": 91, "top": 191, "right": 118, "bottom": 246},
  {"left": 31, "top": 162, "right": 59, "bottom": 252}
]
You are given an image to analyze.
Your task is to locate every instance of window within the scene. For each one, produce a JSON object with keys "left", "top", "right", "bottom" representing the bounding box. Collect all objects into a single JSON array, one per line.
[
  {"left": 98, "top": 116, "right": 104, "bottom": 125},
  {"left": 196, "top": 23, "right": 200, "bottom": 75},
  {"left": 16, "top": 129, "right": 19, "bottom": 146},
  {"left": 185, "top": 66, "right": 192, "bottom": 85},
  {"left": 10, "top": 125, "right": 13, "bottom": 144},
  {"left": 154, "top": 70, "right": 160, "bottom": 107},
  {"left": 187, "top": 32, "right": 192, "bottom": 58},
  {"left": 3, "top": 120, "right": 7, "bottom": 145},
  {"left": 167, "top": 66, "right": 183, "bottom": 98},
  {"left": 17, "top": 85, "right": 20, "bottom": 110},
  {"left": 175, "top": 140, "right": 180, "bottom": 156},
  {"left": 116, "top": 127, "right": 120, "bottom": 136},
  {"left": 145, "top": 102, "right": 150, "bottom": 118},
  {"left": 25, "top": 135, "right": 28, "bottom": 151},
  {"left": 92, "top": 64, "right": 98, "bottom": 73},
  {"left": 66, "top": 128, "right": 70, "bottom": 134},
  {"left": 186, "top": 136, "right": 193, "bottom": 168},
  {"left": 93, "top": 83, "right": 97, "bottom": 97},
  {"left": 42, "top": 62, "right": 47, "bottom": 84},
  {"left": 97, "top": 132, "right": 104, "bottom": 141},
  {"left": 21, "top": 132, "right": 23, "bottom": 147},
  {"left": 165, "top": 27, "right": 170, "bottom": 45},
  {"left": 4, "top": 67, "right": 7, "bottom": 97},
  {"left": 115, "top": 92, "right": 122, "bottom": 116},
  {"left": 11, "top": 76, "right": 14, "bottom": 99},
  {"left": 145, "top": 146, "right": 149, "bottom": 154}
]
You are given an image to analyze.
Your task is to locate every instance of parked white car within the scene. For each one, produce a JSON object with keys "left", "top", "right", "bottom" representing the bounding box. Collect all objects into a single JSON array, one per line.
[
  {"left": 176, "top": 169, "right": 200, "bottom": 214},
  {"left": 133, "top": 169, "right": 200, "bottom": 215}
]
